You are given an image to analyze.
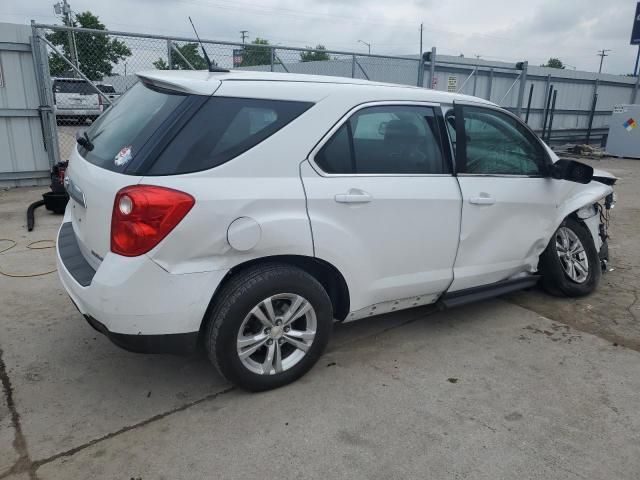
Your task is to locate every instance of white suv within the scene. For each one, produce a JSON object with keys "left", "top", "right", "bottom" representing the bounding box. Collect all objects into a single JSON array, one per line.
[{"left": 57, "top": 70, "right": 616, "bottom": 391}]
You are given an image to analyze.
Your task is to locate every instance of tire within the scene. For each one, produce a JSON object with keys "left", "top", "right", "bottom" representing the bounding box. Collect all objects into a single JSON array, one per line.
[
  {"left": 204, "top": 263, "right": 333, "bottom": 391},
  {"left": 539, "top": 217, "right": 601, "bottom": 297}
]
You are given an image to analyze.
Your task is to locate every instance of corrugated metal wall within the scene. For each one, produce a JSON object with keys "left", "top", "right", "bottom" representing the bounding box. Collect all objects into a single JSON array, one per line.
[
  {"left": 0, "top": 23, "right": 50, "bottom": 187},
  {"left": 235, "top": 52, "right": 638, "bottom": 141},
  {"left": 428, "top": 56, "right": 639, "bottom": 138}
]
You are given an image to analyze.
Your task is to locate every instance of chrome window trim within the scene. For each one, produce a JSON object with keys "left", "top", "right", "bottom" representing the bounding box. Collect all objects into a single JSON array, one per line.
[
  {"left": 456, "top": 173, "right": 548, "bottom": 179},
  {"left": 307, "top": 100, "right": 452, "bottom": 178}
]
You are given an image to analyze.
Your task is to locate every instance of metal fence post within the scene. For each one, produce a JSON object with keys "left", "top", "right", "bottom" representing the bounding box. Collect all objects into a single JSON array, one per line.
[
  {"left": 525, "top": 83, "right": 534, "bottom": 124},
  {"left": 429, "top": 47, "right": 436, "bottom": 89},
  {"left": 498, "top": 71, "right": 522, "bottom": 105},
  {"left": 457, "top": 67, "right": 477, "bottom": 93},
  {"left": 586, "top": 92, "right": 598, "bottom": 144},
  {"left": 472, "top": 62, "right": 479, "bottom": 96},
  {"left": 270, "top": 47, "right": 274, "bottom": 72},
  {"left": 166, "top": 39, "right": 173, "bottom": 69},
  {"left": 542, "top": 74, "right": 551, "bottom": 130},
  {"left": 546, "top": 89, "right": 558, "bottom": 144},
  {"left": 541, "top": 84, "right": 553, "bottom": 140},
  {"left": 30, "top": 22, "right": 60, "bottom": 168},
  {"left": 351, "top": 54, "right": 356, "bottom": 78},
  {"left": 632, "top": 73, "right": 640, "bottom": 104},
  {"left": 589, "top": 78, "right": 599, "bottom": 136},
  {"left": 515, "top": 60, "right": 528, "bottom": 117},
  {"left": 486, "top": 68, "right": 493, "bottom": 100}
]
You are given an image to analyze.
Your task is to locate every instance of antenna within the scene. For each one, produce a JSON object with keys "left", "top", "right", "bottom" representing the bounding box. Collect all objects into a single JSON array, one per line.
[{"left": 188, "top": 17, "right": 229, "bottom": 72}]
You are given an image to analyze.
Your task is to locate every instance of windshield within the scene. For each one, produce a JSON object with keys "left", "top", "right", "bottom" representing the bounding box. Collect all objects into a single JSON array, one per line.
[{"left": 80, "top": 82, "right": 187, "bottom": 172}]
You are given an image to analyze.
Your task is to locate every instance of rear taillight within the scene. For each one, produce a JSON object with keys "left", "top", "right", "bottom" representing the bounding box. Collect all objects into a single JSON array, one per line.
[
  {"left": 111, "top": 185, "right": 195, "bottom": 257},
  {"left": 98, "top": 95, "right": 104, "bottom": 112}
]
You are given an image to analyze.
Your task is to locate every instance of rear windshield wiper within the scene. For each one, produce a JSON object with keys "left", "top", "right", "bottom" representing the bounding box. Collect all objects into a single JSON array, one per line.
[{"left": 76, "top": 130, "right": 94, "bottom": 151}]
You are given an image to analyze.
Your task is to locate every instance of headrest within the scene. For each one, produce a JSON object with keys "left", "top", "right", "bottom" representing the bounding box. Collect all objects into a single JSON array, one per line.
[{"left": 384, "top": 120, "right": 419, "bottom": 141}]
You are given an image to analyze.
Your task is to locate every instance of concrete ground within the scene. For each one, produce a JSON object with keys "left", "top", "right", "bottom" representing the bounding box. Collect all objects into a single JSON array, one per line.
[{"left": 1, "top": 157, "right": 639, "bottom": 479}]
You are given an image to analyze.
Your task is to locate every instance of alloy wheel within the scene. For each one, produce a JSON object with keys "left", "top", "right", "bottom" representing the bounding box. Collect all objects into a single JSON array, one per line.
[
  {"left": 555, "top": 226, "right": 589, "bottom": 284},
  {"left": 236, "top": 293, "right": 317, "bottom": 375}
]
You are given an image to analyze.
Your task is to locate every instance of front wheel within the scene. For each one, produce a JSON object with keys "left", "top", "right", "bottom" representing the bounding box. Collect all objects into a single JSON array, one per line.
[
  {"left": 204, "top": 263, "right": 333, "bottom": 391},
  {"left": 539, "top": 217, "right": 601, "bottom": 297}
]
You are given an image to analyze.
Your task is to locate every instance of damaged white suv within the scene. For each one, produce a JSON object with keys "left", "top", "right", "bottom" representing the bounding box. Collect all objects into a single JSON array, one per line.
[{"left": 57, "top": 70, "right": 616, "bottom": 391}]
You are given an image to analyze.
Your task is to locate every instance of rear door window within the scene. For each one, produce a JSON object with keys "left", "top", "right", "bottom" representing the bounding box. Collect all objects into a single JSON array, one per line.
[
  {"left": 314, "top": 105, "right": 450, "bottom": 174},
  {"left": 148, "top": 97, "right": 313, "bottom": 175}
]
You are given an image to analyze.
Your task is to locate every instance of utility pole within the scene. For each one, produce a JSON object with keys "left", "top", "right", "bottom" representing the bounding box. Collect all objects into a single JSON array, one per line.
[
  {"left": 597, "top": 49, "right": 611, "bottom": 74},
  {"left": 240, "top": 30, "right": 249, "bottom": 44},
  {"left": 53, "top": 0, "right": 78, "bottom": 70}
]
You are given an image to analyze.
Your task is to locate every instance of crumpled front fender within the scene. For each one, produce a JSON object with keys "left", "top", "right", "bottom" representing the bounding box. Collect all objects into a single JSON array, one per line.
[{"left": 553, "top": 180, "right": 613, "bottom": 252}]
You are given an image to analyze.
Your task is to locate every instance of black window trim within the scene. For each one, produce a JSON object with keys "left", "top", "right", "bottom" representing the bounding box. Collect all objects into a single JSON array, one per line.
[
  {"left": 451, "top": 101, "right": 553, "bottom": 178},
  {"left": 308, "top": 100, "right": 455, "bottom": 177}
]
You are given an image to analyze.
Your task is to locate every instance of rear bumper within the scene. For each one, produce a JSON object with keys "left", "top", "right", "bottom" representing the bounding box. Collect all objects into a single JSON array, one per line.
[
  {"left": 84, "top": 314, "right": 198, "bottom": 355},
  {"left": 56, "top": 221, "right": 229, "bottom": 341}
]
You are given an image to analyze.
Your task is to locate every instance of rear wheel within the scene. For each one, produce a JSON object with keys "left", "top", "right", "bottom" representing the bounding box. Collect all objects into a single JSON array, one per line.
[
  {"left": 204, "top": 263, "right": 333, "bottom": 391},
  {"left": 540, "top": 217, "right": 601, "bottom": 297}
]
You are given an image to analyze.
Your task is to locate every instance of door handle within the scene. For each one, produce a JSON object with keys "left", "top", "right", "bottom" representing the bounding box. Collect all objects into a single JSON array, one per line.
[
  {"left": 334, "top": 190, "right": 372, "bottom": 204},
  {"left": 469, "top": 194, "right": 495, "bottom": 205}
]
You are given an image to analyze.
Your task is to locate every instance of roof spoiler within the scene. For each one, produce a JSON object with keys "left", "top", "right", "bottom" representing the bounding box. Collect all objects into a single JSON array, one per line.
[{"left": 136, "top": 74, "right": 189, "bottom": 94}]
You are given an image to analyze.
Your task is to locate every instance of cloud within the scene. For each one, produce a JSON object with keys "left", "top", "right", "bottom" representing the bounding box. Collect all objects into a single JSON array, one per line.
[{"left": 1, "top": 0, "right": 637, "bottom": 74}]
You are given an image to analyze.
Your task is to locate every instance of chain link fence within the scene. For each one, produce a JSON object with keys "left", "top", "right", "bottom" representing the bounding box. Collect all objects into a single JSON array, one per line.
[
  {"left": 32, "top": 24, "right": 422, "bottom": 163},
  {"left": 31, "top": 23, "right": 640, "bottom": 166}
]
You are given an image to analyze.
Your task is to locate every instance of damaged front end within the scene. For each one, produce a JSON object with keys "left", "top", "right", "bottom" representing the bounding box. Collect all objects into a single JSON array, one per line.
[{"left": 576, "top": 179, "right": 616, "bottom": 272}]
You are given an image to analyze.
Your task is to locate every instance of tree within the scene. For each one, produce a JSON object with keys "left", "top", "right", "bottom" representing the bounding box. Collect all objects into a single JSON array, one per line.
[
  {"left": 300, "top": 45, "right": 330, "bottom": 62},
  {"left": 239, "top": 38, "right": 272, "bottom": 67},
  {"left": 47, "top": 11, "right": 131, "bottom": 80},
  {"left": 153, "top": 43, "right": 210, "bottom": 70},
  {"left": 542, "top": 58, "right": 565, "bottom": 69}
]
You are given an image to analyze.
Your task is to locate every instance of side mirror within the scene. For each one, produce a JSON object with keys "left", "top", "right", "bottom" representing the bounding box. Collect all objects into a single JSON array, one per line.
[{"left": 550, "top": 159, "right": 594, "bottom": 184}]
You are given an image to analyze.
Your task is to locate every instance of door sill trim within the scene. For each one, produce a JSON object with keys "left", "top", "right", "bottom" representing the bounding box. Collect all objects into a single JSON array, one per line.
[{"left": 437, "top": 275, "right": 540, "bottom": 309}]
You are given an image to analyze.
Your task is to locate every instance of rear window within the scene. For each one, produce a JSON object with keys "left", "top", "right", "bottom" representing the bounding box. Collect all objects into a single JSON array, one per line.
[
  {"left": 148, "top": 97, "right": 313, "bottom": 175},
  {"left": 80, "top": 83, "right": 188, "bottom": 171},
  {"left": 54, "top": 80, "right": 95, "bottom": 95}
]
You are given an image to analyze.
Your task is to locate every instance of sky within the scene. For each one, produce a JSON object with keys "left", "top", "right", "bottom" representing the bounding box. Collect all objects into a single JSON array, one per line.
[{"left": 2, "top": 0, "right": 639, "bottom": 75}]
